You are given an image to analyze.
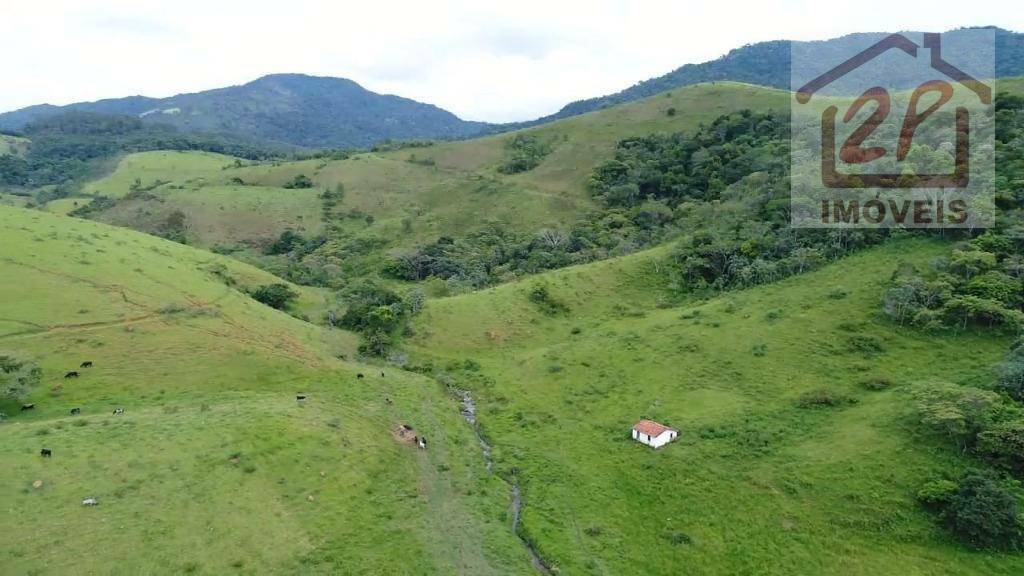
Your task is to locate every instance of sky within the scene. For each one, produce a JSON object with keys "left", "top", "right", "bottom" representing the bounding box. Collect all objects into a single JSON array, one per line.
[{"left": 1, "top": 1, "right": 1021, "bottom": 123}]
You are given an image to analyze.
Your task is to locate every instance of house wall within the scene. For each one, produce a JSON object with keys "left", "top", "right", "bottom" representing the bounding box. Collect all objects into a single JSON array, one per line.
[{"left": 632, "top": 429, "right": 678, "bottom": 448}]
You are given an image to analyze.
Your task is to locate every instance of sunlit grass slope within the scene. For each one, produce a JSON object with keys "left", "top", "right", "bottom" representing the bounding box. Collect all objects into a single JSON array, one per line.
[
  {"left": 408, "top": 238, "right": 1019, "bottom": 575},
  {"left": 0, "top": 205, "right": 533, "bottom": 575}
]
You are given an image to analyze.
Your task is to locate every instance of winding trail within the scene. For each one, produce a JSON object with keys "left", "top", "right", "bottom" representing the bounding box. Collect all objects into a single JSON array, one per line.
[{"left": 456, "top": 389, "right": 551, "bottom": 574}]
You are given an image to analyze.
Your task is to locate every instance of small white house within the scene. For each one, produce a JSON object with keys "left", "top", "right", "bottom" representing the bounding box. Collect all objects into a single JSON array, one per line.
[{"left": 631, "top": 419, "right": 678, "bottom": 448}]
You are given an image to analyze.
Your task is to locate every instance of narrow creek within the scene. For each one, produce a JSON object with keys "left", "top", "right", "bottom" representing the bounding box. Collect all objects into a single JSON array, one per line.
[{"left": 456, "top": 389, "right": 550, "bottom": 574}]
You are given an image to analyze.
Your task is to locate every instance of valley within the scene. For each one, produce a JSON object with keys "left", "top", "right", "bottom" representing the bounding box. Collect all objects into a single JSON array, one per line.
[{"left": 2, "top": 24, "right": 1024, "bottom": 576}]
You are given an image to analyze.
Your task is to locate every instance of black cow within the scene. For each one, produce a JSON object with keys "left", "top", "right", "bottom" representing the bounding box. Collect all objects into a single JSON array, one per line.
[
  {"left": 40, "top": 449, "right": 52, "bottom": 458},
  {"left": 380, "top": 371, "right": 385, "bottom": 378},
  {"left": 112, "top": 408, "right": 124, "bottom": 415},
  {"left": 296, "top": 395, "right": 307, "bottom": 402},
  {"left": 70, "top": 408, "right": 81, "bottom": 415},
  {"left": 357, "top": 373, "right": 365, "bottom": 379},
  {"left": 80, "top": 361, "right": 93, "bottom": 368},
  {"left": 64, "top": 371, "right": 80, "bottom": 379},
  {"left": 21, "top": 403, "right": 35, "bottom": 412}
]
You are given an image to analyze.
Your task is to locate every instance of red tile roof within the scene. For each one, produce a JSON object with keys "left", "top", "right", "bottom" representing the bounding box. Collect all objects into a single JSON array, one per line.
[{"left": 633, "top": 419, "right": 676, "bottom": 437}]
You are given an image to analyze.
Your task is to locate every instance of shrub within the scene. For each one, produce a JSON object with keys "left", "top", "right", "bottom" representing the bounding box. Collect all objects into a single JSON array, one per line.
[
  {"left": 250, "top": 284, "right": 298, "bottom": 310},
  {"left": 528, "top": 284, "right": 569, "bottom": 316},
  {"left": 796, "top": 388, "right": 856, "bottom": 408},
  {"left": 498, "top": 135, "right": 553, "bottom": 174},
  {"left": 943, "top": 471, "right": 1023, "bottom": 550},
  {"left": 860, "top": 376, "right": 893, "bottom": 391},
  {"left": 917, "top": 479, "right": 958, "bottom": 510},
  {"left": 0, "top": 351, "right": 41, "bottom": 401},
  {"left": 283, "top": 174, "right": 314, "bottom": 189}
]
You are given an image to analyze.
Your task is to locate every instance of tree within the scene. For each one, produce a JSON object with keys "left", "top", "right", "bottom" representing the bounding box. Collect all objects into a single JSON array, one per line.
[
  {"left": 250, "top": 284, "right": 298, "bottom": 310},
  {"left": 284, "top": 174, "right": 314, "bottom": 189},
  {"left": 944, "top": 471, "right": 1023, "bottom": 550},
  {"left": 997, "top": 345, "right": 1024, "bottom": 402},
  {"left": 977, "top": 421, "right": 1024, "bottom": 476}
]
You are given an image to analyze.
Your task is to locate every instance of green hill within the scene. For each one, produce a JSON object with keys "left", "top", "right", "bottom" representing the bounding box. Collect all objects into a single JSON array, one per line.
[
  {"left": 74, "top": 82, "right": 789, "bottom": 282},
  {"left": 406, "top": 238, "right": 1019, "bottom": 575},
  {"left": 0, "top": 205, "right": 534, "bottom": 575},
  {"left": 0, "top": 74, "right": 491, "bottom": 149}
]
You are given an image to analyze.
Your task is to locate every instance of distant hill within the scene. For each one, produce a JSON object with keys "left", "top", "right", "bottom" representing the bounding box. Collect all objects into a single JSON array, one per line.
[
  {"left": 536, "top": 26, "right": 1024, "bottom": 123},
  {"left": 0, "top": 74, "right": 492, "bottom": 149}
]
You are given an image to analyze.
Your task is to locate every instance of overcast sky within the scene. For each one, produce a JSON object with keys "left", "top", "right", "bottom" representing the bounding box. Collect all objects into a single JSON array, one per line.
[{"left": 1, "top": 1, "right": 1021, "bottom": 122}]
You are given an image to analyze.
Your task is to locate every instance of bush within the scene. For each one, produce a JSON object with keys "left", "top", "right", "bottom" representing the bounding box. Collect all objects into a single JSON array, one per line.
[
  {"left": 283, "top": 174, "right": 314, "bottom": 189},
  {"left": 250, "top": 284, "right": 298, "bottom": 310},
  {"left": 796, "top": 388, "right": 856, "bottom": 408},
  {"left": 528, "top": 284, "right": 569, "bottom": 316},
  {"left": 943, "top": 471, "right": 1023, "bottom": 550},
  {"left": 498, "top": 135, "right": 553, "bottom": 174},
  {"left": 917, "top": 479, "right": 958, "bottom": 510},
  {"left": 1, "top": 351, "right": 42, "bottom": 401},
  {"left": 860, "top": 376, "right": 893, "bottom": 391}
]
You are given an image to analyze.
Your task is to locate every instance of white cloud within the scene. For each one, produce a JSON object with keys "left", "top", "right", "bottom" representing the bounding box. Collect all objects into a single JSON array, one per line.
[{"left": 0, "top": 0, "right": 1020, "bottom": 122}]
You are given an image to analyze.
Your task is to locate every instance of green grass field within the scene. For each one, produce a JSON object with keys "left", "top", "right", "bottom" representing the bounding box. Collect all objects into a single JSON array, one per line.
[
  {"left": 0, "top": 205, "right": 534, "bottom": 575},
  {"left": 407, "top": 238, "right": 1020, "bottom": 575}
]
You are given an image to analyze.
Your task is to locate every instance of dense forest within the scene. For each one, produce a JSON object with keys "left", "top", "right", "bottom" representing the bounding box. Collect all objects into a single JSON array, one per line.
[{"left": 0, "top": 111, "right": 293, "bottom": 190}]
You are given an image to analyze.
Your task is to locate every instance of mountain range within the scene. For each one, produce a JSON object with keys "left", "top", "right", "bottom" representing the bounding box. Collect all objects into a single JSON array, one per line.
[{"left": 1, "top": 27, "right": 1021, "bottom": 149}]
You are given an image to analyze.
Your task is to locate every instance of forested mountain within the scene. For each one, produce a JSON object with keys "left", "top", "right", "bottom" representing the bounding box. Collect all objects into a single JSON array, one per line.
[
  {"left": 0, "top": 74, "right": 492, "bottom": 148},
  {"left": 536, "top": 26, "right": 1024, "bottom": 123}
]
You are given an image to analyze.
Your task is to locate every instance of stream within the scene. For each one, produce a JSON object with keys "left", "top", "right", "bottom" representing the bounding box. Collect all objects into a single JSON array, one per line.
[{"left": 456, "top": 389, "right": 550, "bottom": 574}]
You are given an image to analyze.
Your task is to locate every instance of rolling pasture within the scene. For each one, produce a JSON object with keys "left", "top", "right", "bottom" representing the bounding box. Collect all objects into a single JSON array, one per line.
[
  {"left": 0, "top": 205, "right": 533, "bottom": 575},
  {"left": 408, "top": 239, "right": 1020, "bottom": 575}
]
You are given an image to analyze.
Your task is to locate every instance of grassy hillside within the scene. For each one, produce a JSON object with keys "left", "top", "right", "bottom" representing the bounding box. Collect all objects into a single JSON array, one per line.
[
  {"left": 407, "top": 238, "right": 1020, "bottom": 575},
  {"left": 0, "top": 205, "right": 534, "bottom": 575},
  {"left": 75, "top": 83, "right": 788, "bottom": 281}
]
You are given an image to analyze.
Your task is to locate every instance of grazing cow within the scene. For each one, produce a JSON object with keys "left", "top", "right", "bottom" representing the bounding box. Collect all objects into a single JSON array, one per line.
[
  {"left": 82, "top": 498, "right": 99, "bottom": 506},
  {"left": 21, "top": 403, "right": 35, "bottom": 412},
  {"left": 402, "top": 424, "right": 413, "bottom": 431},
  {"left": 417, "top": 436, "right": 427, "bottom": 450},
  {"left": 64, "top": 371, "right": 80, "bottom": 379},
  {"left": 40, "top": 449, "right": 52, "bottom": 458},
  {"left": 357, "top": 373, "right": 365, "bottom": 379},
  {"left": 70, "top": 408, "right": 81, "bottom": 415},
  {"left": 380, "top": 371, "right": 385, "bottom": 378},
  {"left": 112, "top": 408, "right": 124, "bottom": 415},
  {"left": 80, "top": 361, "right": 93, "bottom": 368},
  {"left": 296, "top": 394, "right": 307, "bottom": 402}
]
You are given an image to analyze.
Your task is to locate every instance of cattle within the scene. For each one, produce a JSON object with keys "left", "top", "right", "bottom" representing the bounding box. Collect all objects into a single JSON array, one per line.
[
  {"left": 296, "top": 395, "right": 307, "bottom": 402},
  {"left": 70, "top": 408, "right": 81, "bottom": 415},
  {"left": 21, "top": 403, "right": 35, "bottom": 412},
  {"left": 112, "top": 408, "right": 124, "bottom": 415},
  {"left": 385, "top": 397, "right": 393, "bottom": 405},
  {"left": 357, "top": 373, "right": 365, "bottom": 379},
  {"left": 80, "top": 361, "right": 93, "bottom": 368},
  {"left": 64, "top": 371, "right": 80, "bottom": 379},
  {"left": 380, "top": 371, "right": 385, "bottom": 378},
  {"left": 40, "top": 449, "right": 52, "bottom": 458},
  {"left": 402, "top": 424, "right": 413, "bottom": 431},
  {"left": 82, "top": 498, "right": 99, "bottom": 506},
  {"left": 417, "top": 436, "right": 427, "bottom": 450}
]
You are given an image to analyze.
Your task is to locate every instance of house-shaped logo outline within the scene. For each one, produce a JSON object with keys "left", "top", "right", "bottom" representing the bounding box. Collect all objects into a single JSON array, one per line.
[{"left": 794, "top": 33, "right": 992, "bottom": 189}]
